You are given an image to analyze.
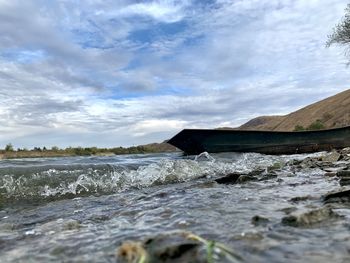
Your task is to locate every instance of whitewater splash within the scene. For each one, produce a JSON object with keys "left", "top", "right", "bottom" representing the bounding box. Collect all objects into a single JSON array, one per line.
[{"left": 0, "top": 152, "right": 281, "bottom": 203}]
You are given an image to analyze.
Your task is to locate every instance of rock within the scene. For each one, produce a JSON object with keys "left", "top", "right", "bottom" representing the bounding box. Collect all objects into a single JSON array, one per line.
[
  {"left": 266, "top": 162, "right": 284, "bottom": 172},
  {"left": 324, "top": 189, "right": 350, "bottom": 203},
  {"left": 340, "top": 178, "right": 350, "bottom": 186},
  {"left": 117, "top": 234, "right": 203, "bottom": 263},
  {"left": 336, "top": 170, "right": 350, "bottom": 178},
  {"left": 62, "top": 219, "right": 81, "bottom": 231},
  {"left": 237, "top": 175, "right": 258, "bottom": 183},
  {"left": 215, "top": 169, "right": 265, "bottom": 185},
  {"left": 335, "top": 170, "right": 350, "bottom": 186},
  {"left": 300, "top": 157, "right": 318, "bottom": 169},
  {"left": 116, "top": 232, "right": 242, "bottom": 263},
  {"left": 322, "top": 151, "right": 341, "bottom": 163},
  {"left": 324, "top": 172, "right": 337, "bottom": 177},
  {"left": 251, "top": 215, "right": 270, "bottom": 226},
  {"left": 289, "top": 195, "right": 313, "bottom": 203},
  {"left": 281, "top": 207, "right": 341, "bottom": 227},
  {"left": 287, "top": 159, "right": 302, "bottom": 166},
  {"left": 258, "top": 172, "right": 278, "bottom": 181},
  {"left": 248, "top": 168, "right": 265, "bottom": 176},
  {"left": 215, "top": 173, "right": 242, "bottom": 184}
]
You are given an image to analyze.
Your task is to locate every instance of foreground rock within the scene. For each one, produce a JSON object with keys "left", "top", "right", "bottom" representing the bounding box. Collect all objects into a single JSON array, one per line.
[
  {"left": 281, "top": 207, "right": 341, "bottom": 227},
  {"left": 116, "top": 231, "right": 243, "bottom": 263},
  {"left": 117, "top": 233, "right": 203, "bottom": 263}
]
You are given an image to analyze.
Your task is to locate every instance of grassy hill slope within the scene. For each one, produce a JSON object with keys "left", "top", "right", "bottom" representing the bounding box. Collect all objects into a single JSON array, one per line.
[{"left": 239, "top": 89, "right": 350, "bottom": 131}]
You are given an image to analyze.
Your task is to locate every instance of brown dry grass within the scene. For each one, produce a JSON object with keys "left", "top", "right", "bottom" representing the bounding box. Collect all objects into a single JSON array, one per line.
[{"left": 239, "top": 89, "right": 350, "bottom": 131}]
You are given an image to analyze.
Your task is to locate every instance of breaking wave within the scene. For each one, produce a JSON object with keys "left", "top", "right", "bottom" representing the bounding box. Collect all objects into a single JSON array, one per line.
[{"left": 0, "top": 152, "right": 278, "bottom": 203}]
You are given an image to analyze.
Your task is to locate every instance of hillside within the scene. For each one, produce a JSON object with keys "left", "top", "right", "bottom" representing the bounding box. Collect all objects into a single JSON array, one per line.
[{"left": 239, "top": 89, "right": 350, "bottom": 131}]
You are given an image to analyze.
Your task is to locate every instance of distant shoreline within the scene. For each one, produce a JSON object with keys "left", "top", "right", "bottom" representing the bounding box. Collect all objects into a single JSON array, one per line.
[{"left": 0, "top": 143, "right": 179, "bottom": 160}]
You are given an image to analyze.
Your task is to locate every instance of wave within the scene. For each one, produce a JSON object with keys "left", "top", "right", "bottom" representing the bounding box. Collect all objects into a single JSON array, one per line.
[{"left": 0, "top": 152, "right": 276, "bottom": 204}]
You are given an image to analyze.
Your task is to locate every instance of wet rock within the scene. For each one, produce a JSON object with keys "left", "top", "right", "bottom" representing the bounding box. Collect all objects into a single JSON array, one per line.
[
  {"left": 324, "top": 172, "right": 337, "bottom": 177},
  {"left": 249, "top": 168, "right": 265, "bottom": 176},
  {"left": 289, "top": 195, "right": 313, "bottom": 203},
  {"left": 215, "top": 173, "right": 241, "bottom": 184},
  {"left": 322, "top": 151, "right": 341, "bottom": 163},
  {"left": 117, "top": 234, "right": 203, "bottom": 263},
  {"left": 287, "top": 159, "right": 302, "bottom": 166},
  {"left": 336, "top": 170, "right": 350, "bottom": 178},
  {"left": 62, "top": 219, "right": 81, "bottom": 231},
  {"left": 336, "top": 170, "right": 350, "bottom": 186},
  {"left": 117, "top": 232, "right": 242, "bottom": 263},
  {"left": 281, "top": 207, "right": 341, "bottom": 227},
  {"left": 323, "top": 189, "right": 350, "bottom": 203},
  {"left": 340, "top": 178, "right": 350, "bottom": 186},
  {"left": 144, "top": 236, "right": 202, "bottom": 263},
  {"left": 251, "top": 215, "right": 270, "bottom": 226},
  {"left": 237, "top": 174, "right": 258, "bottom": 183},
  {"left": 258, "top": 172, "right": 278, "bottom": 181},
  {"left": 300, "top": 157, "right": 319, "bottom": 169},
  {"left": 215, "top": 169, "right": 264, "bottom": 185},
  {"left": 266, "top": 162, "right": 284, "bottom": 172}
]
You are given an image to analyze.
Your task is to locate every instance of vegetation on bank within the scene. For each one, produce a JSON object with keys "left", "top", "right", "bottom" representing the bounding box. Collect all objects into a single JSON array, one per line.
[
  {"left": 0, "top": 143, "right": 178, "bottom": 159},
  {"left": 293, "top": 119, "right": 326, "bottom": 132}
]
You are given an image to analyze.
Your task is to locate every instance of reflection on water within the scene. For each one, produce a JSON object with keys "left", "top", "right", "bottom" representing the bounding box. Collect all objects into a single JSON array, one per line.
[{"left": 0, "top": 152, "right": 349, "bottom": 262}]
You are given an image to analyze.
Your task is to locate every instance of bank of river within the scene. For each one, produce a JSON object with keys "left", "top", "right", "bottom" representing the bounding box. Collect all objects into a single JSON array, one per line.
[{"left": 0, "top": 151, "right": 349, "bottom": 262}]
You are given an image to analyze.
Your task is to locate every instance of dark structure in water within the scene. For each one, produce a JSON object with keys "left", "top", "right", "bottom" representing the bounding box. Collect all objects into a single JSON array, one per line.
[{"left": 168, "top": 126, "right": 350, "bottom": 155}]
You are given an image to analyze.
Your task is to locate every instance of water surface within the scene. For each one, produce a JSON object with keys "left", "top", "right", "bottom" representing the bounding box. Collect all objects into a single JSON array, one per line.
[{"left": 0, "top": 152, "right": 349, "bottom": 262}]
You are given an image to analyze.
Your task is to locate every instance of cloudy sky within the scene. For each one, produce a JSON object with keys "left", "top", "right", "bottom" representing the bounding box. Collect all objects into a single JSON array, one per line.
[{"left": 0, "top": 0, "right": 350, "bottom": 148}]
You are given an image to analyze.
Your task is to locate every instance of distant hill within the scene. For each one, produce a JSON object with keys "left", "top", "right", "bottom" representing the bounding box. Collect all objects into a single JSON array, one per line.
[{"left": 239, "top": 89, "right": 350, "bottom": 131}]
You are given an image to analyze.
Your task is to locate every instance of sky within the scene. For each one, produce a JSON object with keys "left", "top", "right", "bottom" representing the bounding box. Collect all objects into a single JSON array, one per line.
[{"left": 0, "top": 0, "right": 350, "bottom": 149}]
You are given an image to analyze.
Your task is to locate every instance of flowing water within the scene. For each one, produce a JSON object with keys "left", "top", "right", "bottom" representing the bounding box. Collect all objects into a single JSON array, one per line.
[{"left": 0, "top": 152, "right": 349, "bottom": 262}]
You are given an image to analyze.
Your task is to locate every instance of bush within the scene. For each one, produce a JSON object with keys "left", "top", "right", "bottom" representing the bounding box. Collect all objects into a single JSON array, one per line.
[
  {"left": 294, "top": 125, "right": 305, "bottom": 131},
  {"left": 307, "top": 120, "right": 325, "bottom": 131}
]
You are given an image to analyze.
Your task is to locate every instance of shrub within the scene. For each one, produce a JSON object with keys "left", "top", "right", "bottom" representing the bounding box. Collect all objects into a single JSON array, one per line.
[
  {"left": 294, "top": 125, "right": 305, "bottom": 132},
  {"left": 307, "top": 120, "right": 325, "bottom": 130}
]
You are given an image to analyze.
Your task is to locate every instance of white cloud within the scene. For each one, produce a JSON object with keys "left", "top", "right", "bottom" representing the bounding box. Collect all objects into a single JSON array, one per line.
[
  {"left": 118, "top": 0, "right": 189, "bottom": 23},
  {"left": 131, "top": 119, "right": 188, "bottom": 137}
]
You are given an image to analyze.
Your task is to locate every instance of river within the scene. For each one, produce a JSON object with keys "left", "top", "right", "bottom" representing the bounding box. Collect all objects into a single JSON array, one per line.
[{"left": 0, "top": 152, "right": 349, "bottom": 262}]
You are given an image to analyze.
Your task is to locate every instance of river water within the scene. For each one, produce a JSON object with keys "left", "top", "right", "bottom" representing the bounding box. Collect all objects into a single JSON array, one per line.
[{"left": 0, "top": 152, "right": 349, "bottom": 262}]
